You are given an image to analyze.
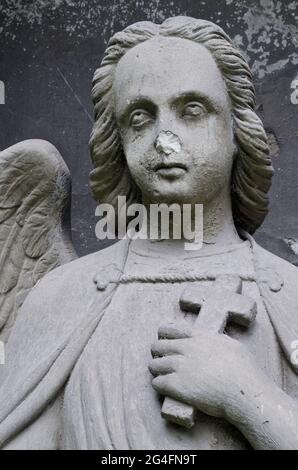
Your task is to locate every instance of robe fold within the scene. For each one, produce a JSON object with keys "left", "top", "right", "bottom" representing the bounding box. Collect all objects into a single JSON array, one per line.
[{"left": 0, "top": 236, "right": 298, "bottom": 449}]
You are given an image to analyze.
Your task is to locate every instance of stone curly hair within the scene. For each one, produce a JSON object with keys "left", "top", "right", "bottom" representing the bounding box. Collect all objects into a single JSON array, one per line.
[{"left": 89, "top": 16, "right": 273, "bottom": 234}]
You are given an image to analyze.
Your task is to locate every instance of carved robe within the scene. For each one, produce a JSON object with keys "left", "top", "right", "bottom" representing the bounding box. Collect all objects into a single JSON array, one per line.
[{"left": 0, "top": 236, "right": 298, "bottom": 449}]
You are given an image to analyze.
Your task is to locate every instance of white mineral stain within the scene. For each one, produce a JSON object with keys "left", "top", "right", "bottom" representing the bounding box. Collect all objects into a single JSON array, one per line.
[
  {"left": 1, "top": 0, "right": 297, "bottom": 79},
  {"left": 284, "top": 238, "right": 298, "bottom": 255},
  {"left": 232, "top": 0, "right": 298, "bottom": 78}
]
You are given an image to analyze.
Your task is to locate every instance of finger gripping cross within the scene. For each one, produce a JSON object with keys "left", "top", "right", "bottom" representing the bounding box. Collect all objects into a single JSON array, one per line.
[{"left": 161, "top": 274, "right": 257, "bottom": 429}]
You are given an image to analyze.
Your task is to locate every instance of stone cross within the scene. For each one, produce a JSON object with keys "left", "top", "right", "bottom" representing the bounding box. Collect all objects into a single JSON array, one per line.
[{"left": 161, "top": 274, "right": 257, "bottom": 428}]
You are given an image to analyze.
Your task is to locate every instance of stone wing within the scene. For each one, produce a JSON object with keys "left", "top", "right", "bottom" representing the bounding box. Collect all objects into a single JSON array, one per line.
[{"left": 0, "top": 140, "right": 77, "bottom": 342}]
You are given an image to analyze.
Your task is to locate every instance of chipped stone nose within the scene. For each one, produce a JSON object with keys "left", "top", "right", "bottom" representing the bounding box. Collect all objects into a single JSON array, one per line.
[{"left": 154, "top": 130, "right": 182, "bottom": 156}]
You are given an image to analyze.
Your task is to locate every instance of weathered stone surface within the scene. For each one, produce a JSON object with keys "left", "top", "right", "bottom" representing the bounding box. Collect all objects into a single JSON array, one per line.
[
  {"left": 0, "top": 14, "right": 298, "bottom": 451},
  {"left": 0, "top": 1, "right": 297, "bottom": 262}
]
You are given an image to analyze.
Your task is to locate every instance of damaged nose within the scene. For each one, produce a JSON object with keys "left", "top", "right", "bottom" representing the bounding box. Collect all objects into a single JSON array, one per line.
[{"left": 154, "top": 131, "right": 182, "bottom": 156}]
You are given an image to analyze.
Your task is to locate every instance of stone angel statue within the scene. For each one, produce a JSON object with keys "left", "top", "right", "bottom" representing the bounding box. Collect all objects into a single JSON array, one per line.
[
  {"left": 0, "top": 140, "right": 77, "bottom": 342},
  {"left": 1, "top": 17, "right": 298, "bottom": 450}
]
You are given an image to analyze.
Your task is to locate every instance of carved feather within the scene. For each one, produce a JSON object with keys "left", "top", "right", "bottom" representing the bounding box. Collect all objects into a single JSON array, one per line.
[{"left": 0, "top": 140, "right": 77, "bottom": 342}]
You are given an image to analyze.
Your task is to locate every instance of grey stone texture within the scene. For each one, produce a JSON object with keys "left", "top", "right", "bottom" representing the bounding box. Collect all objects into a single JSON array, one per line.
[
  {"left": 1, "top": 0, "right": 297, "bottom": 262},
  {"left": 0, "top": 12, "right": 298, "bottom": 450}
]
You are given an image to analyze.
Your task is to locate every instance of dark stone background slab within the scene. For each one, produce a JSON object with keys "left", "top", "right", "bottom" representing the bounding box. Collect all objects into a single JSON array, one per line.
[{"left": 0, "top": 0, "right": 297, "bottom": 261}]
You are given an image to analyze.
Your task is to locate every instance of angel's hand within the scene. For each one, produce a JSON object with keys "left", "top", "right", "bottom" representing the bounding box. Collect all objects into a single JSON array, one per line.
[{"left": 149, "top": 322, "right": 268, "bottom": 420}]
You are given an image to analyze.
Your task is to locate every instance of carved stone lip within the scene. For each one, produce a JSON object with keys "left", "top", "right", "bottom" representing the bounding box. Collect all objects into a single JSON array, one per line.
[
  {"left": 154, "top": 162, "right": 187, "bottom": 171},
  {"left": 155, "top": 165, "right": 187, "bottom": 179}
]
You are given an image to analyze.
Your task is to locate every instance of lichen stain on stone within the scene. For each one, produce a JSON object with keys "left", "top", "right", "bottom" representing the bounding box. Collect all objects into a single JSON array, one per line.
[
  {"left": 1, "top": 0, "right": 297, "bottom": 79},
  {"left": 0, "top": 0, "right": 186, "bottom": 41},
  {"left": 227, "top": 0, "right": 298, "bottom": 78},
  {"left": 242, "top": 0, "right": 297, "bottom": 77}
]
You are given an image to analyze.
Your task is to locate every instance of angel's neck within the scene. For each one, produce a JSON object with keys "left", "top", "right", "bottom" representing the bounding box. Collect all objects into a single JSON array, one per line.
[{"left": 140, "top": 187, "right": 240, "bottom": 253}]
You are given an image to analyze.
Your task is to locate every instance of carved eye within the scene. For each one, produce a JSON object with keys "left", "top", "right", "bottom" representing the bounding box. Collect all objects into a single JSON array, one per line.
[
  {"left": 129, "top": 109, "right": 153, "bottom": 130},
  {"left": 182, "top": 102, "right": 206, "bottom": 118}
]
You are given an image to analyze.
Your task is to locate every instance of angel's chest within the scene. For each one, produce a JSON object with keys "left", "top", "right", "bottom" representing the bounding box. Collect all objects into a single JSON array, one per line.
[
  {"left": 97, "top": 281, "right": 283, "bottom": 387},
  {"left": 65, "top": 279, "right": 284, "bottom": 450}
]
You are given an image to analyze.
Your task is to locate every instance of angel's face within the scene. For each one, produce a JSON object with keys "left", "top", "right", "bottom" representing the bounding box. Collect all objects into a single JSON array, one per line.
[{"left": 114, "top": 36, "right": 236, "bottom": 206}]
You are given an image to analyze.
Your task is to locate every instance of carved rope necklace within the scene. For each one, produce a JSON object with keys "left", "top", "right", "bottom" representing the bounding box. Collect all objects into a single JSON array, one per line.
[{"left": 93, "top": 233, "right": 284, "bottom": 294}]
